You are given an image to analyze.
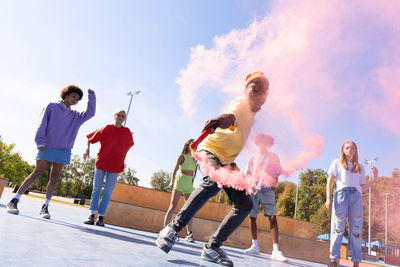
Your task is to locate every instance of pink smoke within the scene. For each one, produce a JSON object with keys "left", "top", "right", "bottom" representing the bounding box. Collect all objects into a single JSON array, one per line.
[
  {"left": 177, "top": 0, "right": 400, "bottom": 177},
  {"left": 192, "top": 150, "right": 278, "bottom": 194}
]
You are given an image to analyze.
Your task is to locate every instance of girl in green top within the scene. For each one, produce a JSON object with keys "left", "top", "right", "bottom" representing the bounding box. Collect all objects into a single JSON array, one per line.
[{"left": 164, "top": 139, "right": 197, "bottom": 242}]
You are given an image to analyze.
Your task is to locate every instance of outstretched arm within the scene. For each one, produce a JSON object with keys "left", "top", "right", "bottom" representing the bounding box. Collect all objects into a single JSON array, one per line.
[{"left": 202, "top": 113, "right": 235, "bottom": 134}]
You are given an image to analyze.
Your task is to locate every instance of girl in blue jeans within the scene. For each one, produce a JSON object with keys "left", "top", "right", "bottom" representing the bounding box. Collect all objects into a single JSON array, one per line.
[{"left": 325, "top": 141, "right": 378, "bottom": 267}]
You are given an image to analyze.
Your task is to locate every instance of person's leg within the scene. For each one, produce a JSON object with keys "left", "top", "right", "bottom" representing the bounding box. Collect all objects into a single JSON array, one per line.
[
  {"left": 164, "top": 189, "right": 182, "bottom": 227},
  {"left": 268, "top": 215, "right": 279, "bottom": 244},
  {"left": 330, "top": 189, "right": 349, "bottom": 264},
  {"left": 7, "top": 160, "right": 48, "bottom": 214},
  {"left": 250, "top": 217, "right": 258, "bottom": 240},
  {"left": 208, "top": 186, "right": 253, "bottom": 249},
  {"left": 97, "top": 171, "right": 119, "bottom": 216},
  {"left": 244, "top": 193, "right": 260, "bottom": 253},
  {"left": 348, "top": 189, "right": 363, "bottom": 265},
  {"left": 45, "top": 162, "right": 64, "bottom": 201},
  {"left": 171, "top": 152, "right": 223, "bottom": 233},
  {"left": 183, "top": 193, "right": 194, "bottom": 234},
  {"left": 172, "top": 176, "right": 220, "bottom": 232},
  {"left": 89, "top": 169, "right": 106, "bottom": 214},
  {"left": 16, "top": 160, "right": 49, "bottom": 196}
]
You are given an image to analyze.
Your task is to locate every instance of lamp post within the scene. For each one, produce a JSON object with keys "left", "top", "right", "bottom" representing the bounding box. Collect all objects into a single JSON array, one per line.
[
  {"left": 364, "top": 157, "right": 378, "bottom": 255},
  {"left": 294, "top": 169, "right": 303, "bottom": 219},
  {"left": 383, "top": 192, "right": 390, "bottom": 254},
  {"left": 125, "top": 91, "right": 141, "bottom": 126}
]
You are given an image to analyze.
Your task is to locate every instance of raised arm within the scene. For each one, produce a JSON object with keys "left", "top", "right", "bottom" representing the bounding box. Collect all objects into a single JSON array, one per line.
[
  {"left": 325, "top": 174, "right": 335, "bottom": 211},
  {"left": 168, "top": 154, "right": 184, "bottom": 189},
  {"left": 79, "top": 89, "right": 96, "bottom": 123}
]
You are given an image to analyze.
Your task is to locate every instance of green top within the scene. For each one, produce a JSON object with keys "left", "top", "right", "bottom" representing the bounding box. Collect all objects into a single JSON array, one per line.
[{"left": 179, "top": 153, "right": 196, "bottom": 172}]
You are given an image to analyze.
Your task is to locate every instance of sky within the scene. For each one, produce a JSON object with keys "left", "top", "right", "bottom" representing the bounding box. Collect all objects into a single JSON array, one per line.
[{"left": 0, "top": 0, "right": 399, "bottom": 189}]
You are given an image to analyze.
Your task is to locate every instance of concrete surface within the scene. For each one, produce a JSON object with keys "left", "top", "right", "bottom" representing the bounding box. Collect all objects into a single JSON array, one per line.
[{"left": 0, "top": 188, "right": 333, "bottom": 267}]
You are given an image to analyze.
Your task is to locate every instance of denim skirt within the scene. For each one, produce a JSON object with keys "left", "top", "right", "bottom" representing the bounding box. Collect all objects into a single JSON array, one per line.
[{"left": 36, "top": 147, "right": 72, "bottom": 164}]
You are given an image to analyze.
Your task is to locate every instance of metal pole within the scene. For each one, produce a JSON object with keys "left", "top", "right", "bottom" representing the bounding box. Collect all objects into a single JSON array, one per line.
[
  {"left": 368, "top": 185, "right": 371, "bottom": 255},
  {"left": 364, "top": 158, "right": 377, "bottom": 255},
  {"left": 383, "top": 192, "right": 389, "bottom": 254},
  {"left": 124, "top": 91, "right": 141, "bottom": 126}
]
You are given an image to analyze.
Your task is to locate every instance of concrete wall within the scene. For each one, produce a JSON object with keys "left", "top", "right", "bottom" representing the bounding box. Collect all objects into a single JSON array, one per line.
[{"left": 106, "top": 182, "right": 330, "bottom": 264}]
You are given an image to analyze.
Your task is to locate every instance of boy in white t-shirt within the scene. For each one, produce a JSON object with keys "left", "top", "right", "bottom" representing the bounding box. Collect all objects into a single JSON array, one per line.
[{"left": 243, "top": 134, "right": 287, "bottom": 262}]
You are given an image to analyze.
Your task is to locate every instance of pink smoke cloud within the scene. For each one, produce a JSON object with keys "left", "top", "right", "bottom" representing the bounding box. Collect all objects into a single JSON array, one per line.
[
  {"left": 192, "top": 150, "right": 277, "bottom": 194},
  {"left": 178, "top": 0, "right": 400, "bottom": 177}
]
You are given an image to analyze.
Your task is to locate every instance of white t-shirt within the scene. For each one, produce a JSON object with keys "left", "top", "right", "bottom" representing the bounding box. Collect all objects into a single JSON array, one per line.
[
  {"left": 246, "top": 151, "right": 282, "bottom": 190},
  {"left": 328, "top": 159, "right": 366, "bottom": 193}
]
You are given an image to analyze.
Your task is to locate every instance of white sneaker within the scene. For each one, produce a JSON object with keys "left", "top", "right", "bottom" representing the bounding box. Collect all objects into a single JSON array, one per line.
[
  {"left": 271, "top": 250, "right": 288, "bottom": 262},
  {"left": 244, "top": 245, "right": 260, "bottom": 255}
]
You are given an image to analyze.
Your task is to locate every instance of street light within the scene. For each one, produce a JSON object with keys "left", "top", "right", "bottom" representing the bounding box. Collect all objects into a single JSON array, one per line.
[
  {"left": 294, "top": 168, "right": 304, "bottom": 219},
  {"left": 364, "top": 157, "right": 378, "bottom": 255},
  {"left": 383, "top": 192, "right": 390, "bottom": 255},
  {"left": 125, "top": 91, "right": 141, "bottom": 126}
]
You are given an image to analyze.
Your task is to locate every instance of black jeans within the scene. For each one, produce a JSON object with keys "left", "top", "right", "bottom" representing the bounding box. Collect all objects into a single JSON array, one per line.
[{"left": 172, "top": 151, "right": 253, "bottom": 248}]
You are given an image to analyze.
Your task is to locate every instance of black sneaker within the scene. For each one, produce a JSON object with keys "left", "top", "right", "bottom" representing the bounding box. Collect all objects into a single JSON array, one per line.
[
  {"left": 40, "top": 204, "right": 51, "bottom": 219},
  {"left": 96, "top": 216, "right": 105, "bottom": 227},
  {"left": 6, "top": 198, "right": 19, "bottom": 215},
  {"left": 84, "top": 214, "right": 95, "bottom": 225},
  {"left": 155, "top": 225, "right": 178, "bottom": 253},
  {"left": 201, "top": 244, "right": 233, "bottom": 267},
  {"left": 328, "top": 261, "right": 338, "bottom": 267}
]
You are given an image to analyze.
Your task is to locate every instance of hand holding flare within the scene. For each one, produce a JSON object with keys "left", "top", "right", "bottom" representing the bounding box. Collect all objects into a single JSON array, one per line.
[{"left": 190, "top": 128, "right": 211, "bottom": 152}]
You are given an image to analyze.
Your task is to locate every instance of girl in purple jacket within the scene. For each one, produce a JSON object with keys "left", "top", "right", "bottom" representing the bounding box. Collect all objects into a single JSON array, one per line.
[{"left": 6, "top": 85, "right": 96, "bottom": 219}]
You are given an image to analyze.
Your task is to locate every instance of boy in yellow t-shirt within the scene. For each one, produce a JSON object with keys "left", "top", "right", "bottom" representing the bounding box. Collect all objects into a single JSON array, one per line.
[{"left": 156, "top": 71, "right": 269, "bottom": 267}]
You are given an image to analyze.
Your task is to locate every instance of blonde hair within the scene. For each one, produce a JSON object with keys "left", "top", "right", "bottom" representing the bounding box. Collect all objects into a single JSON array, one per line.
[
  {"left": 340, "top": 141, "right": 361, "bottom": 173},
  {"left": 114, "top": 109, "right": 127, "bottom": 116}
]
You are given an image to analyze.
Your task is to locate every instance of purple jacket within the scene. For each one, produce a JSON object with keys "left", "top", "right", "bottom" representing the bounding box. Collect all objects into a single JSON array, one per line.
[{"left": 35, "top": 92, "right": 96, "bottom": 149}]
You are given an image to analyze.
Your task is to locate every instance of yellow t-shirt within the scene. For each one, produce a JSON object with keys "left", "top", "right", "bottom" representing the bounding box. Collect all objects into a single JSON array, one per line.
[{"left": 198, "top": 97, "right": 255, "bottom": 164}]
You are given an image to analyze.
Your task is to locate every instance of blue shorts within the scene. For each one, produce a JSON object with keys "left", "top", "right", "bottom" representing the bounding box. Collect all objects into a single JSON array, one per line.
[
  {"left": 36, "top": 147, "right": 71, "bottom": 165},
  {"left": 249, "top": 188, "right": 277, "bottom": 218}
]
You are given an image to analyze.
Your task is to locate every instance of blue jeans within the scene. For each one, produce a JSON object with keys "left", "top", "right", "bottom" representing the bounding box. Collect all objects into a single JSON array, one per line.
[
  {"left": 330, "top": 187, "right": 363, "bottom": 262},
  {"left": 89, "top": 169, "right": 119, "bottom": 216}
]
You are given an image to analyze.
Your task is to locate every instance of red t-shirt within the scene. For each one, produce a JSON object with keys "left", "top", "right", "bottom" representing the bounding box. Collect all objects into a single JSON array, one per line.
[{"left": 87, "top": 124, "right": 134, "bottom": 173}]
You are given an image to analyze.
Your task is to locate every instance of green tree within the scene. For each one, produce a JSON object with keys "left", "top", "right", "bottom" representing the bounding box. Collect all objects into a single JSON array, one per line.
[
  {"left": 276, "top": 181, "right": 296, "bottom": 217},
  {"left": 296, "top": 169, "right": 328, "bottom": 221},
  {"left": 0, "top": 136, "right": 34, "bottom": 186},
  {"left": 310, "top": 205, "right": 331, "bottom": 235},
  {"left": 118, "top": 167, "right": 139, "bottom": 185},
  {"left": 150, "top": 170, "right": 170, "bottom": 192}
]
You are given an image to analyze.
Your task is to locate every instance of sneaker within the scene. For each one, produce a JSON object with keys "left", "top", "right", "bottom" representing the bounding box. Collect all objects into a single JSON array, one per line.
[
  {"left": 84, "top": 214, "right": 95, "bottom": 225},
  {"left": 96, "top": 216, "right": 105, "bottom": 227},
  {"left": 40, "top": 204, "right": 51, "bottom": 219},
  {"left": 6, "top": 198, "right": 19, "bottom": 215},
  {"left": 155, "top": 225, "right": 178, "bottom": 253},
  {"left": 271, "top": 250, "right": 288, "bottom": 262},
  {"left": 328, "top": 261, "right": 338, "bottom": 267},
  {"left": 201, "top": 244, "right": 233, "bottom": 267},
  {"left": 244, "top": 244, "right": 260, "bottom": 255},
  {"left": 185, "top": 232, "right": 195, "bottom": 243}
]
